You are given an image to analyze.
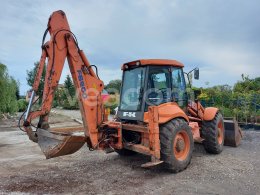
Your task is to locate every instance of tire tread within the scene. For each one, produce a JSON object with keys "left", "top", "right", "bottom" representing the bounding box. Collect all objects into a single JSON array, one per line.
[
  {"left": 160, "top": 118, "right": 194, "bottom": 173},
  {"left": 201, "top": 113, "right": 224, "bottom": 154}
]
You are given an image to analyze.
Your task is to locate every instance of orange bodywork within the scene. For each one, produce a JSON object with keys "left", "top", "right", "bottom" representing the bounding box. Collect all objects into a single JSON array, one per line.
[
  {"left": 23, "top": 10, "right": 104, "bottom": 149},
  {"left": 189, "top": 122, "right": 201, "bottom": 142},
  {"left": 23, "top": 10, "right": 221, "bottom": 163},
  {"left": 121, "top": 106, "right": 161, "bottom": 160},
  {"left": 203, "top": 107, "right": 219, "bottom": 121},
  {"left": 121, "top": 59, "right": 184, "bottom": 70},
  {"left": 186, "top": 101, "right": 218, "bottom": 142},
  {"left": 143, "top": 102, "right": 189, "bottom": 124}
]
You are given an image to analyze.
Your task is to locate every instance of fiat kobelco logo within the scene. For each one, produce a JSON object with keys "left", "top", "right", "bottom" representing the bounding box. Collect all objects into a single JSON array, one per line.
[
  {"left": 123, "top": 112, "right": 136, "bottom": 117},
  {"left": 77, "top": 70, "right": 87, "bottom": 99}
]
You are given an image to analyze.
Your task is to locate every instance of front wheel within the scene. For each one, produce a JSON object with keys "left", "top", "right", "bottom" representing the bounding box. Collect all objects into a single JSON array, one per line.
[
  {"left": 160, "top": 118, "right": 194, "bottom": 173},
  {"left": 201, "top": 112, "right": 225, "bottom": 154}
]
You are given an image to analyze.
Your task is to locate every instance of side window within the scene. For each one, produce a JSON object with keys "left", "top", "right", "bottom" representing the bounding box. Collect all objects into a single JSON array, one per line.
[
  {"left": 146, "top": 67, "right": 171, "bottom": 107},
  {"left": 172, "top": 68, "right": 187, "bottom": 107},
  {"left": 172, "top": 68, "right": 185, "bottom": 90},
  {"left": 151, "top": 72, "right": 167, "bottom": 89}
]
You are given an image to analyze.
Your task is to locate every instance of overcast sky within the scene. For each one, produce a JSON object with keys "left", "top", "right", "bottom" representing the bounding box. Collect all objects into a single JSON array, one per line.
[{"left": 0, "top": 0, "right": 259, "bottom": 95}]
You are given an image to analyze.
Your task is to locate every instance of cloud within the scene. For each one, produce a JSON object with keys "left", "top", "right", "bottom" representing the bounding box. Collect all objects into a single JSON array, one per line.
[{"left": 0, "top": 0, "right": 259, "bottom": 94}]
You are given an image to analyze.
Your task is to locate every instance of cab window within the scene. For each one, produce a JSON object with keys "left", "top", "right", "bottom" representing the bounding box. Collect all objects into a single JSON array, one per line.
[
  {"left": 172, "top": 68, "right": 187, "bottom": 107},
  {"left": 146, "top": 67, "right": 171, "bottom": 107}
]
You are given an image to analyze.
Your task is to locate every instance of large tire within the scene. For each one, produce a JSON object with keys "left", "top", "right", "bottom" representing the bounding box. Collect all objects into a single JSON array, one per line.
[
  {"left": 160, "top": 118, "right": 194, "bottom": 173},
  {"left": 201, "top": 112, "right": 225, "bottom": 154},
  {"left": 115, "top": 148, "right": 137, "bottom": 156}
]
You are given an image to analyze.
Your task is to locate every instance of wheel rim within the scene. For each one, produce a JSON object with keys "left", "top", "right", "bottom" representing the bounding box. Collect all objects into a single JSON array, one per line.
[
  {"left": 173, "top": 130, "right": 190, "bottom": 161},
  {"left": 217, "top": 121, "right": 224, "bottom": 144}
]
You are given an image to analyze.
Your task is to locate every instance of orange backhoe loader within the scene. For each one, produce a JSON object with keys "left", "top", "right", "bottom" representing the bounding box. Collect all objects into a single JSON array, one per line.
[{"left": 21, "top": 10, "right": 242, "bottom": 172}]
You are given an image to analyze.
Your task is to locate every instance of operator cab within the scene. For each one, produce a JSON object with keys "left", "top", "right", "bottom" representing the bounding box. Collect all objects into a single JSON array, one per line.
[{"left": 117, "top": 59, "right": 188, "bottom": 122}]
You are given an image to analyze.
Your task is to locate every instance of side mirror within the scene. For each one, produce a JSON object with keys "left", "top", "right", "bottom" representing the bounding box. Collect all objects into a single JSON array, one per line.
[{"left": 194, "top": 68, "right": 199, "bottom": 80}]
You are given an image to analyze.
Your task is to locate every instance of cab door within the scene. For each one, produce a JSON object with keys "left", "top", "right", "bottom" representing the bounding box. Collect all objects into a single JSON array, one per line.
[
  {"left": 145, "top": 66, "right": 172, "bottom": 110},
  {"left": 171, "top": 67, "right": 188, "bottom": 108}
]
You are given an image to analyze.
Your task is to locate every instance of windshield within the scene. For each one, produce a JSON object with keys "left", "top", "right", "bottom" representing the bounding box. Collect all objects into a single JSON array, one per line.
[{"left": 120, "top": 67, "right": 145, "bottom": 111}]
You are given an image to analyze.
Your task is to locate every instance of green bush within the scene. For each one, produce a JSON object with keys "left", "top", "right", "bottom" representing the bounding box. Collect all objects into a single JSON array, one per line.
[
  {"left": 0, "top": 63, "right": 19, "bottom": 115},
  {"left": 219, "top": 107, "right": 233, "bottom": 118},
  {"left": 17, "top": 99, "right": 28, "bottom": 112},
  {"left": 52, "top": 100, "right": 58, "bottom": 108},
  {"left": 62, "top": 99, "right": 79, "bottom": 110}
]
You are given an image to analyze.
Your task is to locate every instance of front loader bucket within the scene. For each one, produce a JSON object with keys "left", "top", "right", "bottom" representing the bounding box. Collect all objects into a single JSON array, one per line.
[
  {"left": 36, "top": 128, "right": 85, "bottom": 159},
  {"left": 224, "top": 119, "right": 242, "bottom": 147}
]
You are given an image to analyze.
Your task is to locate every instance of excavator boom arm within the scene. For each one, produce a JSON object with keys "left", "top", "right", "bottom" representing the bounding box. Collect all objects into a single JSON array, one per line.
[{"left": 23, "top": 10, "right": 104, "bottom": 150}]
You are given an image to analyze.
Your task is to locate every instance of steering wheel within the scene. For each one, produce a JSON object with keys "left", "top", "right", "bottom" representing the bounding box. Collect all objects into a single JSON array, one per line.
[{"left": 147, "top": 88, "right": 164, "bottom": 105}]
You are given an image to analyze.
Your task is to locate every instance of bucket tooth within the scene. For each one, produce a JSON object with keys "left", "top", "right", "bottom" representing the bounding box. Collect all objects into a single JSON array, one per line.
[
  {"left": 37, "top": 128, "right": 85, "bottom": 159},
  {"left": 224, "top": 119, "right": 242, "bottom": 147}
]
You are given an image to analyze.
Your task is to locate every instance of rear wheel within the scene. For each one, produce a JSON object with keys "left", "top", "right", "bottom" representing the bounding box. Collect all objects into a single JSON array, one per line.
[
  {"left": 201, "top": 112, "right": 224, "bottom": 154},
  {"left": 160, "top": 118, "right": 194, "bottom": 173}
]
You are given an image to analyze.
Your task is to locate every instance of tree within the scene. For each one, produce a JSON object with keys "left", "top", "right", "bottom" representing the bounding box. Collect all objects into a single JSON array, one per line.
[
  {"left": 26, "top": 62, "right": 46, "bottom": 102},
  {"left": 0, "top": 63, "right": 18, "bottom": 114},
  {"left": 64, "top": 74, "right": 75, "bottom": 97},
  {"left": 14, "top": 80, "right": 20, "bottom": 100},
  {"left": 232, "top": 75, "right": 260, "bottom": 122},
  {"left": 196, "top": 75, "right": 260, "bottom": 122},
  {"left": 62, "top": 75, "right": 78, "bottom": 109},
  {"left": 234, "top": 75, "right": 260, "bottom": 93},
  {"left": 105, "top": 79, "right": 122, "bottom": 94}
]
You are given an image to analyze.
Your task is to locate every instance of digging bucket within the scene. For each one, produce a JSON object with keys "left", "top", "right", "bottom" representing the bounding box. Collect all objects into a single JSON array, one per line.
[
  {"left": 224, "top": 118, "right": 242, "bottom": 147},
  {"left": 36, "top": 127, "right": 85, "bottom": 159}
]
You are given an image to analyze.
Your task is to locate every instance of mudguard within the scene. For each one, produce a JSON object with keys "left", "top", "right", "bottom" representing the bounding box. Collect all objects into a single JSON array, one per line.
[
  {"left": 203, "top": 107, "right": 218, "bottom": 121},
  {"left": 144, "top": 102, "right": 189, "bottom": 124}
]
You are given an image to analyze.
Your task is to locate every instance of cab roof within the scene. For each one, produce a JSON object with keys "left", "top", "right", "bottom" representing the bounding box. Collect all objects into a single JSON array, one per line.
[{"left": 121, "top": 59, "right": 184, "bottom": 70}]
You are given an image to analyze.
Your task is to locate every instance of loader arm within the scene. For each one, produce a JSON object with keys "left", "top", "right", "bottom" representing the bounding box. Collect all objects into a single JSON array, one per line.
[{"left": 23, "top": 10, "right": 104, "bottom": 153}]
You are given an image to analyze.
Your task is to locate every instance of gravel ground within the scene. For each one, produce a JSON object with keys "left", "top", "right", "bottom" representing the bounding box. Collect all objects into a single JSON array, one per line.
[{"left": 0, "top": 111, "right": 259, "bottom": 195}]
